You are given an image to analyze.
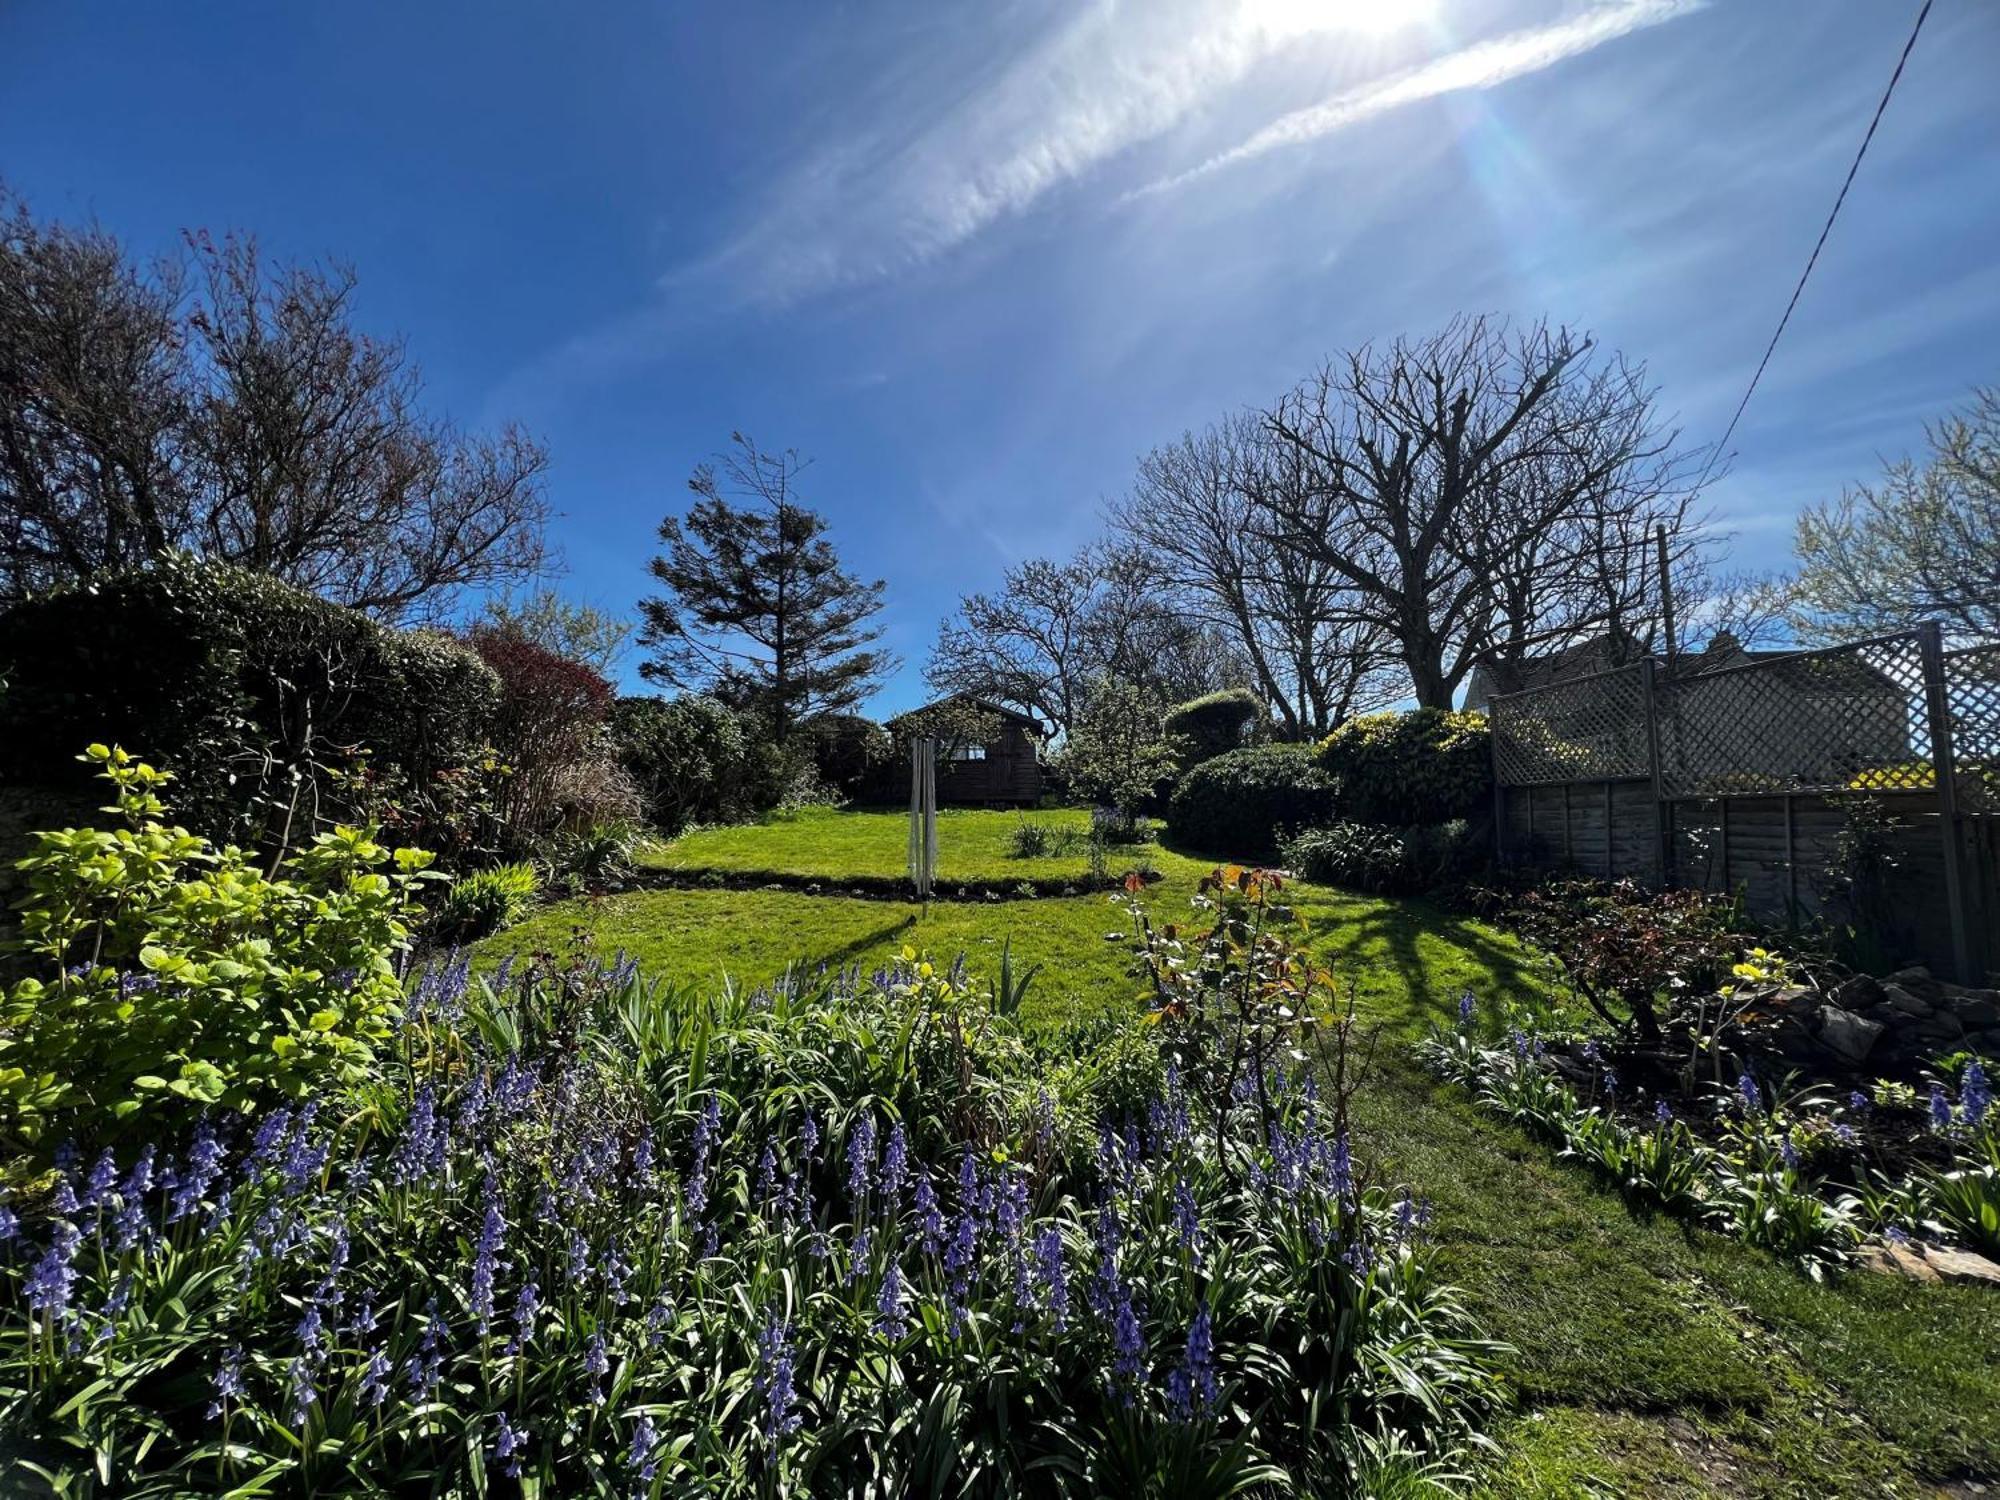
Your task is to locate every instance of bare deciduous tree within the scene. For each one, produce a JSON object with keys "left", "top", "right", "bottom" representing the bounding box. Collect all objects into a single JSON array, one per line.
[
  {"left": 925, "top": 542, "right": 1244, "bottom": 740},
  {"left": 0, "top": 188, "right": 552, "bottom": 617},
  {"left": 1115, "top": 414, "right": 1398, "bottom": 738},
  {"left": 1790, "top": 386, "right": 2000, "bottom": 645},
  {"left": 1258, "top": 316, "right": 1707, "bottom": 707}
]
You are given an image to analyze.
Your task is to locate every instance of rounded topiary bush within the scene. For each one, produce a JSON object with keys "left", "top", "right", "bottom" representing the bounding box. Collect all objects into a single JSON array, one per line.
[
  {"left": 1166, "top": 743, "right": 1337, "bottom": 857},
  {"left": 1163, "top": 686, "right": 1263, "bottom": 768},
  {"left": 1316, "top": 708, "right": 1492, "bottom": 826}
]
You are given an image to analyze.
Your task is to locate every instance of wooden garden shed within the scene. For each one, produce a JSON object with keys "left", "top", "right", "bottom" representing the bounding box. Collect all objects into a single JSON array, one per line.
[{"left": 894, "top": 696, "right": 1044, "bottom": 806}]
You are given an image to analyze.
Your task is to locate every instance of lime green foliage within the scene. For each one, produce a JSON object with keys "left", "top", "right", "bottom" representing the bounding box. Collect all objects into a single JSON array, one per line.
[
  {"left": 432, "top": 860, "right": 539, "bottom": 943},
  {"left": 1316, "top": 708, "right": 1492, "bottom": 826},
  {"left": 1053, "top": 677, "right": 1182, "bottom": 818},
  {"left": 0, "top": 746, "right": 434, "bottom": 1147},
  {"left": 1166, "top": 745, "right": 1337, "bottom": 856}
]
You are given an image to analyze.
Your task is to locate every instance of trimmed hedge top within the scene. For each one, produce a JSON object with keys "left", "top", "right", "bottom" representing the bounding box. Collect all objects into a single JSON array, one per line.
[{"left": 1315, "top": 708, "right": 1492, "bottom": 827}]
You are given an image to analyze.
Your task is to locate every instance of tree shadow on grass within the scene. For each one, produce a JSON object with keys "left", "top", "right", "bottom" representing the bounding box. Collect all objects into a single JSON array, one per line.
[{"left": 796, "top": 914, "right": 919, "bottom": 976}]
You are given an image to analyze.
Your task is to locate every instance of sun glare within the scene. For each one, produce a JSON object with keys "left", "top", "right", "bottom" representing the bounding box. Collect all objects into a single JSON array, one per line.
[{"left": 1247, "top": 0, "right": 1439, "bottom": 39}]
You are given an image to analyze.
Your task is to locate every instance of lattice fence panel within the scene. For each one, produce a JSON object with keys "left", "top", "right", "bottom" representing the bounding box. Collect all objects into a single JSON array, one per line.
[
  {"left": 1947, "top": 643, "right": 2000, "bottom": 814},
  {"left": 1491, "top": 663, "right": 1651, "bottom": 785},
  {"left": 1656, "top": 634, "right": 1929, "bottom": 798}
]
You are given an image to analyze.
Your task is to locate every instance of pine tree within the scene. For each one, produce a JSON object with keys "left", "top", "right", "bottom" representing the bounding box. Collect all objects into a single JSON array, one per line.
[{"left": 638, "top": 434, "right": 894, "bottom": 739}]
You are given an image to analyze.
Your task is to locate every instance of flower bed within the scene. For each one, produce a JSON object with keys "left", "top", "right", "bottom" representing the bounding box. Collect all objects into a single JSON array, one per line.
[
  {"left": 1419, "top": 1002, "right": 1999, "bottom": 1279},
  {"left": 2, "top": 912, "right": 1500, "bottom": 1494}
]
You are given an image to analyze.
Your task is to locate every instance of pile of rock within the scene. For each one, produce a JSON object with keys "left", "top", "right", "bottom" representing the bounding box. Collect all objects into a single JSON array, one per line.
[{"left": 1751, "top": 966, "right": 2000, "bottom": 1071}]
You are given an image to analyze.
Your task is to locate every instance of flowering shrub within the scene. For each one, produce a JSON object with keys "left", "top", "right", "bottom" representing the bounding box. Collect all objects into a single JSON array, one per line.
[
  {"left": 1, "top": 913, "right": 1500, "bottom": 1494},
  {"left": 0, "top": 747, "right": 434, "bottom": 1150}
]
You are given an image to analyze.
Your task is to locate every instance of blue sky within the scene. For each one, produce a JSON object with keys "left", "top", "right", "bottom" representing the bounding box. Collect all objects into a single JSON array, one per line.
[{"left": 4, "top": 0, "right": 1995, "bottom": 714}]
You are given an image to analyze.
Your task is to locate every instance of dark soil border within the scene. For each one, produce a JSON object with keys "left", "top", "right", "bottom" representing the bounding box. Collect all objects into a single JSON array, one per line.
[{"left": 629, "top": 865, "right": 1164, "bottom": 904}]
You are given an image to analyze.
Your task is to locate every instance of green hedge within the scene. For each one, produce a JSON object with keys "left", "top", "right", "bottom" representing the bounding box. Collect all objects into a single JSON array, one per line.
[
  {"left": 1279, "top": 819, "right": 1480, "bottom": 895},
  {"left": 1316, "top": 708, "right": 1492, "bottom": 826},
  {"left": 0, "top": 554, "right": 497, "bottom": 850},
  {"left": 1166, "top": 744, "right": 1337, "bottom": 857},
  {"left": 1163, "top": 687, "right": 1263, "bottom": 768}
]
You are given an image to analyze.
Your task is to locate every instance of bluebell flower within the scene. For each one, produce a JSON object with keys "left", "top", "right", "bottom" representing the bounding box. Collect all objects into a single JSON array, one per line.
[
  {"left": 508, "top": 1280, "right": 540, "bottom": 1354},
  {"left": 0, "top": 1203, "right": 18, "bottom": 1243},
  {"left": 1849, "top": 1089, "right": 1870, "bottom": 1115},
  {"left": 874, "top": 1259, "right": 911, "bottom": 1339},
  {"left": 646, "top": 1295, "right": 675, "bottom": 1350},
  {"left": 1458, "top": 992, "right": 1477, "bottom": 1027},
  {"left": 628, "top": 1412, "right": 660, "bottom": 1483},
  {"left": 359, "top": 1344, "right": 392, "bottom": 1407},
  {"left": 207, "top": 1344, "right": 246, "bottom": 1419},
  {"left": 168, "top": 1121, "right": 225, "bottom": 1224},
  {"left": 800, "top": 1109, "right": 821, "bottom": 1159},
  {"left": 603, "top": 1237, "right": 634, "bottom": 1306},
  {"left": 1170, "top": 1178, "right": 1202, "bottom": 1261},
  {"left": 913, "top": 1173, "right": 943, "bottom": 1256},
  {"left": 846, "top": 1116, "right": 876, "bottom": 1201},
  {"left": 1109, "top": 1281, "right": 1146, "bottom": 1394},
  {"left": 1165, "top": 1307, "right": 1216, "bottom": 1420},
  {"left": 393, "top": 1087, "right": 441, "bottom": 1184},
  {"left": 287, "top": 1356, "right": 317, "bottom": 1429},
  {"left": 471, "top": 1177, "right": 506, "bottom": 1332},
  {"left": 279, "top": 1104, "right": 324, "bottom": 1196},
  {"left": 881, "top": 1122, "right": 908, "bottom": 1203},
  {"left": 1654, "top": 1100, "right": 1674, "bottom": 1126},
  {"left": 50, "top": 1178, "right": 79, "bottom": 1218},
  {"left": 1963, "top": 1060, "right": 1991, "bottom": 1129},
  {"left": 1580, "top": 1040, "right": 1601, "bottom": 1065},
  {"left": 83, "top": 1149, "right": 118, "bottom": 1210},
  {"left": 1032, "top": 1224, "right": 1068, "bottom": 1327},
  {"left": 1777, "top": 1136, "right": 1800, "bottom": 1170},
  {"left": 754, "top": 1317, "right": 803, "bottom": 1453},
  {"left": 754, "top": 1142, "right": 778, "bottom": 1206},
  {"left": 584, "top": 1331, "right": 609, "bottom": 1404},
  {"left": 1737, "top": 1073, "right": 1762, "bottom": 1115},
  {"left": 1601, "top": 1068, "right": 1620, "bottom": 1095},
  {"left": 1930, "top": 1082, "right": 1953, "bottom": 1132},
  {"left": 296, "top": 1303, "right": 325, "bottom": 1355},
  {"left": 405, "top": 1301, "right": 445, "bottom": 1401},
  {"left": 847, "top": 1227, "right": 873, "bottom": 1286},
  {"left": 494, "top": 1412, "right": 528, "bottom": 1479},
  {"left": 245, "top": 1109, "right": 292, "bottom": 1173},
  {"left": 24, "top": 1222, "right": 81, "bottom": 1319}
]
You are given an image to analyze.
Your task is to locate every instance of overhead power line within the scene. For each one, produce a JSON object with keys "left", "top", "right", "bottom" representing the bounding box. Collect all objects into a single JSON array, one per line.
[{"left": 1693, "top": 0, "right": 1934, "bottom": 491}]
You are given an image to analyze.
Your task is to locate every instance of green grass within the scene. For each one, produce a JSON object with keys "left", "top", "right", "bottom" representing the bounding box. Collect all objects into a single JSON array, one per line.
[
  {"left": 483, "top": 807, "right": 2000, "bottom": 1495},
  {"left": 640, "top": 805, "right": 1216, "bottom": 887}
]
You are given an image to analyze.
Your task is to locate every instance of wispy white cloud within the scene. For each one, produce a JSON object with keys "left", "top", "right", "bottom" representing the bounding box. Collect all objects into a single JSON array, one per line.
[
  {"left": 681, "top": 0, "right": 1422, "bottom": 303},
  {"left": 1135, "top": 0, "right": 1704, "bottom": 198}
]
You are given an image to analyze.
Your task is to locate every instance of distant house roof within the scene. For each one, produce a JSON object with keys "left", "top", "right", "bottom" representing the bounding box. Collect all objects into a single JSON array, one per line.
[
  {"left": 888, "top": 694, "right": 1045, "bottom": 735},
  {"left": 1468, "top": 631, "right": 1894, "bottom": 707}
]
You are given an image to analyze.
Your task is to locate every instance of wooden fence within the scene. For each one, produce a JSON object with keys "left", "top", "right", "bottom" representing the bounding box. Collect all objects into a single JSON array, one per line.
[{"left": 1488, "top": 623, "right": 2000, "bottom": 983}]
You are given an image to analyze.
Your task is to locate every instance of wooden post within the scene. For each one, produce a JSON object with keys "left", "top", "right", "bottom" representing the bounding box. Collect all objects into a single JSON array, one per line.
[
  {"left": 1604, "top": 780, "right": 1615, "bottom": 877},
  {"left": 1918, "top": 622, "right": 1975, "bottom": 983},
  {"left": 1641, "top": 658, "right": 1671, "bottom": 886},
  {"left": 1488, "top": 698, "right": 1507, "bottom": 866},
  {"left": 1783, "top": 794, "right": 1798, "bottom": 926},
  {"left": 1562, "top": 782, "right": 1573, "bottom": 865},
  {"left": 1719, "top": 797, "right": 1730, "bottom": 894}
]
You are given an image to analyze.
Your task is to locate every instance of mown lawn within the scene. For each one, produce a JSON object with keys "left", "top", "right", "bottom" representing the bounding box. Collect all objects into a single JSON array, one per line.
[
  {"left": 485, "top": 808, "right": 2000, "bottom": 1496},
  {"left": 639, "top": 805, "right": 1217, "bottom": 887}
]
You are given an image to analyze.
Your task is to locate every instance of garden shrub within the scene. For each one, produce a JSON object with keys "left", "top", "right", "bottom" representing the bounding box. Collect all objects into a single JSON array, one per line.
[
  {"left": 1162, "top": 686, "right": 1263, "bottom": 768},
  {"left": 430, "top": 860, "right": 539, "bottom": 944},
  {"left": 0, "top": 746, "right": 433, "bottom": 1150},
  {"left": 1281, "top": 819, "right": 1478, "bottom": 895},
  {"left": 1316, "top": 708, "right": 1492, "bottom": 826},
  {"left": 802, "top": 712, "right": 893, "bottom": 801},
  {"left": 0, "top": 554, "right": 498, "bottom": 855},
  {"left": 610, "top": 693, "right": 764, "bottom": 833},
  {"left": 0, "top": 891, "right": 1501, "bottom": 1495},
  {"left": 468, "top": 625, "right": 620, "bottom": 849},
  {"left": 1166, "top": 744, "right": 1336, "bottom": 856}
]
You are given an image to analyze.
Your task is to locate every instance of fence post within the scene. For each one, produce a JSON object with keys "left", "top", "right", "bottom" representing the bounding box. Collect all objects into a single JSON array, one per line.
[
  {"left": 1918, "top": 621, "right": 1975, "bottom": 983},
  {"left": 1640, "top": 658, "right": 1671, "bottom": 886},
  {"left": 1488, "top": 697, "right": 1507, "bottom": 867}
]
